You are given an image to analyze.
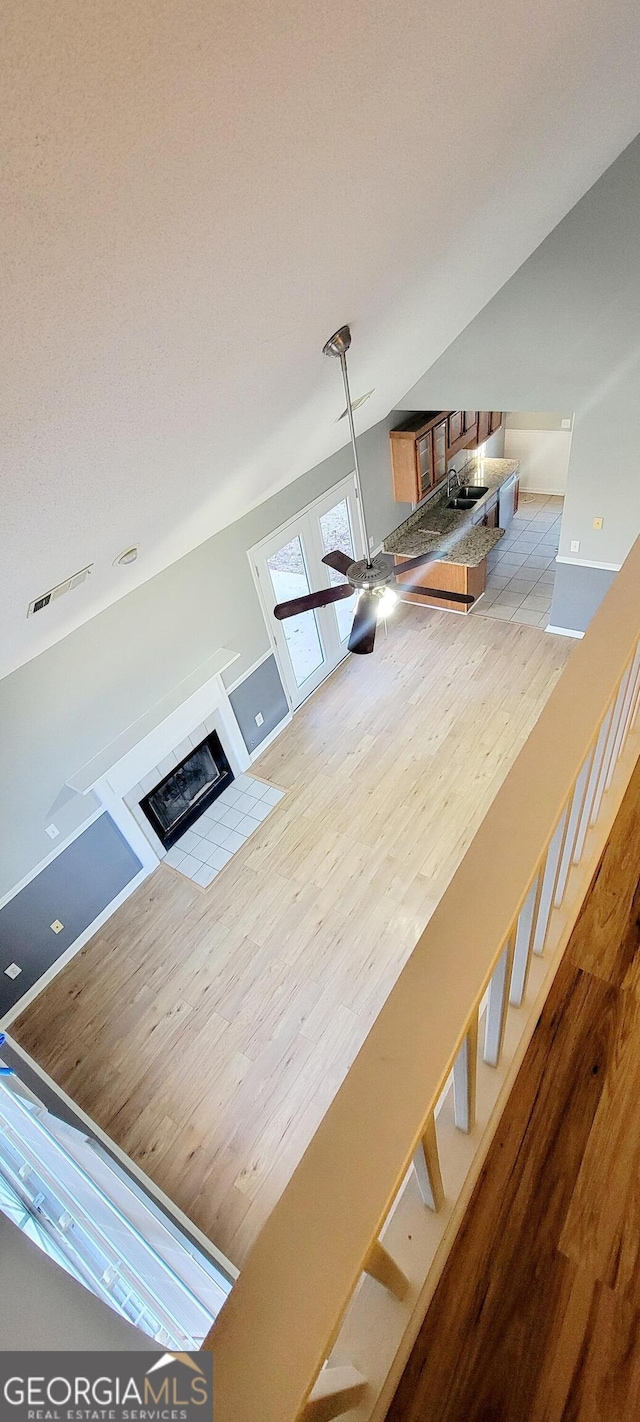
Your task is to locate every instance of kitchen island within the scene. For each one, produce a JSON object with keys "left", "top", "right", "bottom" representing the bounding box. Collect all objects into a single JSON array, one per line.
[{"left": 383, "top": 458, "right": 519, "bottom": 612}]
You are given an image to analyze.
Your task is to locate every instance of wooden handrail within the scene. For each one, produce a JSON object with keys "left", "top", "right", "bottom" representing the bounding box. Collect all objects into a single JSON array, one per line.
[{"left": 205, "top": 537, "right": 640, "bottom": 1422}]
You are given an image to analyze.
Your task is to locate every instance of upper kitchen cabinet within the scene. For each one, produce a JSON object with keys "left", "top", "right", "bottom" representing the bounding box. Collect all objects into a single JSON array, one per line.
[
  {"left": 389, "top": 411, "right": 451, "bottom": 503},
  {"left": 389, "top": 410, "right": 504, "bottom": 502}
]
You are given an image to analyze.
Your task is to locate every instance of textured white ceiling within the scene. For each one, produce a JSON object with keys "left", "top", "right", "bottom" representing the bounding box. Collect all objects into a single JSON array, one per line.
[{"left": 2, "top": 0, "right": 640, "bottom": 678}]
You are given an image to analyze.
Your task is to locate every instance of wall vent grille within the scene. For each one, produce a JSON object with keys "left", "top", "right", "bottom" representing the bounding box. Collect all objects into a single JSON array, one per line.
[{"left": 27, "top": 565, "right": 93, "bottom": 617}]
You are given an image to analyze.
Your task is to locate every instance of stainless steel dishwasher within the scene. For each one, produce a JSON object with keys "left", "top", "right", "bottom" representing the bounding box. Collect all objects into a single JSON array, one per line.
[{"left": 498, "top": 474, "right": 517, "bottom": 528}]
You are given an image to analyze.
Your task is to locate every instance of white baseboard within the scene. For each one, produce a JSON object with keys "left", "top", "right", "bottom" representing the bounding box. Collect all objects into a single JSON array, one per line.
[
  {"left": 0, "top": 864, "right": 152, "bottom": 1029},
  {"left": 545, "top": 624, "right": 585, "bottom": 639},
  {"left": 556, "top": 555, "right": 621, "bottom": 572},
  {"left": 249, "top": 711, "right": 292, "bottom": 762}
]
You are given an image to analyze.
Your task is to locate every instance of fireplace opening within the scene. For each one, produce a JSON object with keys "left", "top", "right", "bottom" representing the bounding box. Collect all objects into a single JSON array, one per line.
[{"left": 139, "top": 731, "right": 234, "bottom": 850}]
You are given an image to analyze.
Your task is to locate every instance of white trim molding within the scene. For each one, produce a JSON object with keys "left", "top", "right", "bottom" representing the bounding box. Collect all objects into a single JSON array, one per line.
[
  {"left": 545, "top": 624, "right": 585, "bottom": 639},
  {"left": 556, "top": 555, "right": 622, "bottom": 572}
]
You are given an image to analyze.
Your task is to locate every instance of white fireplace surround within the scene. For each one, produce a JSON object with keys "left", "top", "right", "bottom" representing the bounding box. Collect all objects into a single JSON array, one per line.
[{"left": 69, "top": 649, "right": 250, "bottom": 874}]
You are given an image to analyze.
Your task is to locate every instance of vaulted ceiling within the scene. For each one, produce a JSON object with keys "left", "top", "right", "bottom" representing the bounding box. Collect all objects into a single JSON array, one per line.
[{"left": 2, "top": 0, "right": 639, "bottom": 678}]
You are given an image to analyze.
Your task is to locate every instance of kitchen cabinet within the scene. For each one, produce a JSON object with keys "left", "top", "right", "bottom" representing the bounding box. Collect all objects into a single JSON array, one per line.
[
  {"left": 389, "top": 411, "right": 452, "bottom": 503},
  {"left": 390, "top": 410, "right": 504, "bottom": 502},
  {"left": 393, "top": 553, "right": 486, "bottom": 613},
  {"left": 471, "top": 490, "right": 499, "bottom": 528},
  {"left": 432, "top": 416, "right": 448, "bottom": 483}
]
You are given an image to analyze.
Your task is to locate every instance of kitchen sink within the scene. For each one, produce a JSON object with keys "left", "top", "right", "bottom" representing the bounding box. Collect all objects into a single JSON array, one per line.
[
  {"left": 458, "top": 485, "right": 489, "bottom": 499},
  {"left": 447, "top": 497, "right": 478, "bottom": 510}
]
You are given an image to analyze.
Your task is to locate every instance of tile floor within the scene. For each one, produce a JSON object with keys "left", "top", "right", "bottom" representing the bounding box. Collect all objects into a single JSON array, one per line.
[
  {"left": 162, "top": 773, "right": 284, "bottom": 888},
  {"left": 469, "top": 492, "right": 563, "bottom": 628}
]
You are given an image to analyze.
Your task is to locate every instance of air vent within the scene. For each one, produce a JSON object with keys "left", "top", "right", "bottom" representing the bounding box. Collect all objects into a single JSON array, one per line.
[
  {"left": 27, "top": 564, "right": 93, "bottom": 617},
  {"left": 336, "top": 389, "right": 374, "bottom": 421}
]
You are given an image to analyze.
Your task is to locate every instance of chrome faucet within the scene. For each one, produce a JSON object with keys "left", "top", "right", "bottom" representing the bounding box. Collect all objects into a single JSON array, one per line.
[{"left": 446, "top": 467, "right": 460, "bottom": 499}]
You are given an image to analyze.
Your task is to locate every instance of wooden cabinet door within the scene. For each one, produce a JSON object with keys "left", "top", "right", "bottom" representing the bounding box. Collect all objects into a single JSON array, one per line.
[
  {"left": 417, "top": 430, "right": 434, "bottom": 496},
  {"left": 490, "top": 411, "right": 503, "bottom": 434},
  {"left": 433, "top": 418, "right": 448, "bottom": 483},
  {"left": 448, "top": 411, "right": 464, "bottom": 447},
  {"left": 390, "top": 433, "right": 421, "bottom": 503},
  {"left": 477, "top": 411, "right": 491, "bottom": 444},
  {"left": 463, "top": 410, "right": 477, "bottom": 433}
]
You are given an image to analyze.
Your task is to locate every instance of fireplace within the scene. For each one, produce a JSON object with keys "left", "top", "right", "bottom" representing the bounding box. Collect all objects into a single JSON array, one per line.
[{"left": 139, "top": 731, "right": 234, "bottom": 850}]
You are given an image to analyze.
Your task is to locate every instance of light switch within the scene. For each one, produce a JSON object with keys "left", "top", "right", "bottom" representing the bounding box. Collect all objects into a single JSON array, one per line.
[
  {"left": 561, "top": 418, "right": 572, "bottom": 430},
  {"left": 593, "top": 517, "right": 603, "bottom": 530},
  {"left": 570, "top": 540, "right": 580, "bottom": 553},
  {"left": 4, "top": 964, "right": 22, "bottom": 980},
  {"left": 50, "top": 920, "right": 64, "bottom": 934}
]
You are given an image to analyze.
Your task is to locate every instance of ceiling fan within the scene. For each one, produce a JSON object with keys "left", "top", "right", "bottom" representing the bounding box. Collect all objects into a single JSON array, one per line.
[{"left": 272, "top": 325, "right": 474, "bottom": 654}]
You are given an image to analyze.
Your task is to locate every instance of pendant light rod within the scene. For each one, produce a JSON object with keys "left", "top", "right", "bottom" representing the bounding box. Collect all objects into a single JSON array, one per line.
[{"left": 323, "top": 325, "right": 373, "bottom": 567}]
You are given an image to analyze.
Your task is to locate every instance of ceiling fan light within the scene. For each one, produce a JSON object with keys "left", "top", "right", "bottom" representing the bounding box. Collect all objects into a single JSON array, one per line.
[{"left": 377, "top": 588, "right": 398, "bottom": 619}]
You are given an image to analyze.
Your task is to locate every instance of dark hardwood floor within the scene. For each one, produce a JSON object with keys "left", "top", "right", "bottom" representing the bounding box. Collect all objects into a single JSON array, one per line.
[{"left": 386, "top": 754, "right": 640, "bottom": 1422}]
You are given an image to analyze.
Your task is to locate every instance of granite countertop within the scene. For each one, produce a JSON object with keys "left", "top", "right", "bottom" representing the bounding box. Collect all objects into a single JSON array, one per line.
[{"left": 383, "top": 458, "right": 519, "bottom": 567}]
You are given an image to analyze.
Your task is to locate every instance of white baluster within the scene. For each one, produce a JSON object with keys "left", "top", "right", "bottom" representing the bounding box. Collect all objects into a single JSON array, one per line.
[
  {"left": 532, "top": 807, "right": 568, "bottom": 956},
  {"left": 510, "top": 873, "right": 542, "bottom": 1007},
  {"left": 554, "top": 751, "right": 594, "bottom": 907},
  {"left": 303, "top": 1366, "right": 367, "bottom": 1422},
  {"left": 484, "top": 934, "right": 516, "bottom": 1067},
  {"left": 453, "top": 1010, "right": 478, "bottom": 1133},
  {"left": 413, "top": 1112, "right": 445, "bottom": 1212},
  {"left": 573, "top": 707, "right": 613, "bottom": 863}
]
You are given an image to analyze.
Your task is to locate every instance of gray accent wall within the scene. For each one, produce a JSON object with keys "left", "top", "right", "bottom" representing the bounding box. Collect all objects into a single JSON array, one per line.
[
  {"left": 549, "top": 562, "right": 617, "bottom": 635},
  {"left": 229, "top": 655, "right": 290, "bottom": 754},
  {"left": 0, "top": 814, "right": 141, "bottom": 1015}
]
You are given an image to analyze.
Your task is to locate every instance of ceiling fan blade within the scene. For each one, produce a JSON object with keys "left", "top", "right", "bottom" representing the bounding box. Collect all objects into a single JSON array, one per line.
[
  {"left": 273, "top": 584, "right": 355, "bottom": 620},
  {"left": 322, "top": 549, "right": 354, "bottom": 577},
  {"left": 393, "top": 582, "right": 474, "bottom": 605},
  {"left": 348, "top": 591, "right": 378, "bottom": 654},
  {"left": 392, "top": 550, "right": 441, "bottom": 575}
]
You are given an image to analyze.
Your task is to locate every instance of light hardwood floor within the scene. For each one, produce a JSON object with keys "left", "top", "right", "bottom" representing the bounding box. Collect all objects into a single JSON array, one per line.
[
  {"left": 387, "top": 751, "right": 640, "bottom": 1422},
  {"left": 13, "top": 606, "right": 573, "bottom": 1267}
]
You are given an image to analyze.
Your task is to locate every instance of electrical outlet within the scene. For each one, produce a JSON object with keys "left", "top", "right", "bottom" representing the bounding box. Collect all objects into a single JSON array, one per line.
[
  {"left": 593, "top": 517, "right": 603, "bottom": 530},
  {"left": 255, "top": 712, "right": 264, "bottom": 727},
  {"left": 4, "top": 964, "right": 22, "bottom": 980},
  {"left": 561, "top": 418, "right": 572, "bottom": 430},
  {"left": 570, "top": 539, "right": 580, "bottom": 553},
  {"left": 50, "top": 920, "right": 64, "bottom": 935},
  {"left": 45, "top": 823, "right": 59, "bottom": 840}
]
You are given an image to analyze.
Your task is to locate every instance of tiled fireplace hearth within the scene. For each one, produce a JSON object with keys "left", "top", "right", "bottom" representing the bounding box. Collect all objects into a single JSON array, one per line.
[{"left": 163, "top": 773, "right": 283, "bottom": 887}]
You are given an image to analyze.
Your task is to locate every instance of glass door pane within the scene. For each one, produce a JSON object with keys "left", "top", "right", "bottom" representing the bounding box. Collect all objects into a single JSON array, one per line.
[
  {"left": 318, "top": 498, "right": 357, "bottom": 643},
  {"left": 266, "top": 535, "right": 325, "bottom": 688}
]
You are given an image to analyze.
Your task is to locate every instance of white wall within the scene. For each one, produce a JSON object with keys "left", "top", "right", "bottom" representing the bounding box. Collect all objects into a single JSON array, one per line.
[{"left": 503, "top": 428, "right": 572, "bottom": 494}]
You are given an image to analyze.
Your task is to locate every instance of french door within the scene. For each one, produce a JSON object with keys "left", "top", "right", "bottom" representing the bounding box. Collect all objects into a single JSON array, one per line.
[{"left": 249, "top": 474, "right": 366, "bottom": 709}]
